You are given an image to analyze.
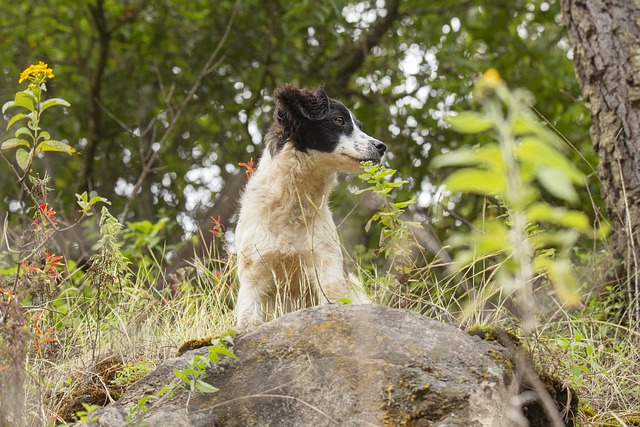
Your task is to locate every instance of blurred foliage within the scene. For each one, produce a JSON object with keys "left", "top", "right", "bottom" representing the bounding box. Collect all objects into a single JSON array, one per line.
[{"left": 0, "top": 0, "right": 595, "bottom": 266}]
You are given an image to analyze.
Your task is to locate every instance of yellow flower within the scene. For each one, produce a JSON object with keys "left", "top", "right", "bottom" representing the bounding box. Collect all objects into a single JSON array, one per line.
[
  {"left": 482, "top": 68, "right": 502, "bottom": 83},
  {"left": 473, "top": 68, "right": 505, "bottom": 100},
  {"left": 18, "top": 61, "right": 55, "bottom": 84}
]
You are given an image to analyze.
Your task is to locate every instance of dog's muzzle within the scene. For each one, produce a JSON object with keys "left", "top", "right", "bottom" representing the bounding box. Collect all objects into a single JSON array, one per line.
[{"left": 369, "top": 138, "right": 386, "bottom": 162}]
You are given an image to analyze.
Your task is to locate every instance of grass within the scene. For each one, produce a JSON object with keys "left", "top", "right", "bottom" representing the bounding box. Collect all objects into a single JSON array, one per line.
[
  {"left": 12, "top": 240, "right": 237, "bottom": 425},
  {"left": 3, "top": 86, "right": 637, "bottom": 426},
  {"left": 358, "top": 235, "right": 640, "bottom": 426},
  {"left": 0, "top": 211, "right": 636, "bottom": 426}
]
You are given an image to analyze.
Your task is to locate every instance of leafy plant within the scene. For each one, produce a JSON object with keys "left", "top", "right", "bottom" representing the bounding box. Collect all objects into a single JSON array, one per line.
[
  {"left": 431, "top": 69, "right": 600, "bottom": 333},
  {"left": 358, "top": 162, "right": 418, "bottom": 268},
  {"left": 125, "top": 333, "right": 236, "bottom": 426},
  {"left": 173, "top": 333, "right": 236, "bottom": 394},
  {"left": 1, "top": 61, "right": 74, "bottom": 173},
  {"left": 75, "top": 402, "right": 100, "bottom": 423}
]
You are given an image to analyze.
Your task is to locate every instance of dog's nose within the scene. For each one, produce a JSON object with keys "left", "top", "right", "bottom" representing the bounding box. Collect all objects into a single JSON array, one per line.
[{"left": 373, "top": 139, "right": 386, "bottom": 155}]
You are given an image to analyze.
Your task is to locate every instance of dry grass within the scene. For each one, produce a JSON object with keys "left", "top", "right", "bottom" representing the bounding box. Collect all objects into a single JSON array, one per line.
[{"left": 2, "top": 224, "right": 636, "bottom": 426}]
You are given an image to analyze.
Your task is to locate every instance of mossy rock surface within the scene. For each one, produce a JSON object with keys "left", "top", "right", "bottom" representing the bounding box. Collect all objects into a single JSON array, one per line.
[{"left": 77, "top": 305, "right": 522, "bottom": 427}]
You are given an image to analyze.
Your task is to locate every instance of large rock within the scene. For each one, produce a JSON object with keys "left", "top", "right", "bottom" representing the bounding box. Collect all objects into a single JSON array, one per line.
[{"left": 81, "top": 305, "right": 521, "bottom": 426}]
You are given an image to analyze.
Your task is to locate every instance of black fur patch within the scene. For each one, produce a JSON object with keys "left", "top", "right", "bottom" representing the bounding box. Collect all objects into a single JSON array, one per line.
[{"left": 268, "top": 84, "right": 360, "bottom": 156}]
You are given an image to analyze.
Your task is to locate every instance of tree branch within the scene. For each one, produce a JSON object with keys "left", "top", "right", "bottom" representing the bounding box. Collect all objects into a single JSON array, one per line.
[
  {"left": 119, "top": 0, "right": 241, "bottom": 222},
  {"left": 331, "top": 0, "right": 402, "bottom": 89}
]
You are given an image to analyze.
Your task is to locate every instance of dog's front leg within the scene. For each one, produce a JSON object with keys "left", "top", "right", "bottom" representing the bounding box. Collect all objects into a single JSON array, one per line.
[
  {"left": 235, "top": 277, "right": 266, "bottom": 330},
  {"left": 312, "top": 256, "right": 369, "bottom": 305}
]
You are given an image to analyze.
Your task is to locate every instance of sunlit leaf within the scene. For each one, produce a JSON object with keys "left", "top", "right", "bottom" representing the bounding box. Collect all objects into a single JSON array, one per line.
[
  {"left": 530, "top": 229, "right": 581, "bottom": 250},
  {"left": 534, "top": 257, "right": 581, "bottom": 306},
  {"left": 35, "top": 140, "right": 76, "bottom": 154},
  {"left": 526, "top": 203, "right": 590, "bottom": 231},
  {"left": 516, "top": 137, "right": 583, "bottom": 183},
  {"left": 14, "top": 127, "right": 32, "bottom": 138},
  {"left": 1, "top": 138, "right": 30, "bottom": 150},
  {"left": 443, "top": 169, "right": 506, "bottom": 195},
  {"left": 194, "top": 380, "right": 219, "bottom": 393},
  {"left": 448, "top": 220, "right": 510, "bottom": 262},
  {"left": 1, "top": 100, "right": 16, "bottom": 114},
  {"left": 40, "top": 97, "right": 71, "bottom": 113},
  {"left": 447, "top": 111, "right": 494, "bottom": 134},
  {"left": 432, "top": 143, "right": 504, "bottom": 171},
  {"left": 512, "top": 113, "right": 562, "bottom": 147},
  {"left": 14, "top": 92, "right": 36, "bottom": 113},
  {"left": 536, "top": 167, "right": 579, "bottom": 203},
  {"left": 37, "top": 131, "right": 51, "bottom": 141},
  {"left": 6, "top": 113, "right": 28, "bottom": 129}
]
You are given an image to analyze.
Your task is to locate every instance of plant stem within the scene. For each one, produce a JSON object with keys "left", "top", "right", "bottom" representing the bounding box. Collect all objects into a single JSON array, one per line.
[{"left": 490, "top": 95, "right": 536, "bottom": 335}]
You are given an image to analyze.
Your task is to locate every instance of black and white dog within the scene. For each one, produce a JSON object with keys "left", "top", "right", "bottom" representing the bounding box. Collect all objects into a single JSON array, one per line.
[{"left": 235, "top": 85, "right": 386, "bottom": 328}]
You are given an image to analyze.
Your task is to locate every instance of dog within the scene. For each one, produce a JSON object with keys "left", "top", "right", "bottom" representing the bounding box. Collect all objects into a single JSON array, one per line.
[{"left": 234, "top": 84, "right": 386, "bottom": 329}]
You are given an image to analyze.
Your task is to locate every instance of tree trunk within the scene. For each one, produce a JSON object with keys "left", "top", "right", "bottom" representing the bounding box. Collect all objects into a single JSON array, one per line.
[{"left": 561, "top": 0, "right": 640, "bottom": 326}]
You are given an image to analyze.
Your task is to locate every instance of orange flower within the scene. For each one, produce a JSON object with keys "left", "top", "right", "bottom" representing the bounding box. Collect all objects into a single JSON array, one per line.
[
  {"left": 239, "top": 158, "right": 256, "bottom": 179},
  {"left": 209, "top": 215, "right": 223, "bottom": 237},
  {"left": 33, "top": 203, "right": 57, "bottom": 227},
  {"left": 44, "top": 252, "right": 64, "bottom": 281}
]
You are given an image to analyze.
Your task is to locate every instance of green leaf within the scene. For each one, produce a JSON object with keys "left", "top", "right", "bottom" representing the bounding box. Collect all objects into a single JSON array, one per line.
[
  {"left": 512, "top": 113, "right": 562, "bottom": 146},
  {"left": 14, "top": 127, "right": 32, "bottom": 138},
  {"left": 431, "top": 148, "right": 477, "bottom": 169},
  {"left": 14, "top": 92, "right": 36, "bottom": 113},
  {"left": 526, "top": 203, "right": 590, "bottom": 231},
  {"left": 16, "top": 148, "right": 31, "bottom": 171},
  {"left": 536, "top": 168, "right": 579, "bottom": 204},
  {"left": 448, "top": 220, "right": 510, "bottom": 259},
  {"left": 2, "top": 101, "right": 17, "bottom": 114},
  {"left": 211, "top": 347, "right": 236, "bottom": 360},
  {"left": 35, "top": 140, "right": 76, "bottom": 154},
  {"left": 515, "top": 137, "right": 583, "bottom": 183},
  {"left": 529, "top": 229, "right": 581, "bottom": 250},
  {"left": 1, "top": 138, "right": 30, "bottom": 150},
  {"left": 431, "top": 143, "right": 504, "bottom": 171},
  {"left": 447, "top": 112, "right": 494, "bottom": 134},
  {"left": 533, "top": 257, "right": 581, "bottom": 306},
  {"left": 443, "top": 169, "right": 506, "bottom": 196},
  {"left": 40, "top": 97, "right": 71, "bottom": 113},
  {"left": 6, "top": 113, "right": 28, "bottom": 129},
  {"left": 194, "top": 380, "right": 219, "bottom": 393},
  {"left": 172, "top": 368, "right": 187, "bottom": 381},
  {"left": 37, "top": 131, "right": 51, "bottom": 141}
]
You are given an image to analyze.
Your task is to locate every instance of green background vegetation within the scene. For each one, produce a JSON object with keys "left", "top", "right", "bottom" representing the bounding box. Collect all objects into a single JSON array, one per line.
[{"left": 0, "top": 0, "right": 637, "bottom": 426}]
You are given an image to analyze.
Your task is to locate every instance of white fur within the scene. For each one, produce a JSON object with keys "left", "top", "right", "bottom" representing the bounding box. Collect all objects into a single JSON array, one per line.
[{"left": 234, "top": 129, "right": 379, "bottom": 329}]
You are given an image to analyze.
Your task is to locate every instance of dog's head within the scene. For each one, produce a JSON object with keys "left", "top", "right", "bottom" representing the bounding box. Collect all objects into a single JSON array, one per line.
[{"left": 268, "top": 84, "right": 386, "bottom": 170}]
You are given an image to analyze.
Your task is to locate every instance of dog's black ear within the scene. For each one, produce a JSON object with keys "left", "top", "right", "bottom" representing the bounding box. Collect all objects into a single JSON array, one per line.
[
  {"left": 274, "top": 84, "right": 330, "bottom": 126},
  {"left": 272, "top": 84, "right": 330, "bottom": 152}
]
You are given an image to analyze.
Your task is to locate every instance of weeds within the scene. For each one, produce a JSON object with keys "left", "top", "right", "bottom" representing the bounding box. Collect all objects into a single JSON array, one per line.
[{"left": 0, "top": 63, "right": 636, "bottom": 427}]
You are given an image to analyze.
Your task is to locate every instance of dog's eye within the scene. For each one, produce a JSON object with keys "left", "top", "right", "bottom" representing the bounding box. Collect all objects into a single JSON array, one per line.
[{"left": 334, "top": 117, "right": 345, "bottom": 125}]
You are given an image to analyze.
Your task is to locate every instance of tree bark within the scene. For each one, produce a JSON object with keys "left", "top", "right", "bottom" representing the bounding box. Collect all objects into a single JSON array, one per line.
[{"left": 561, "top": 0, "right": 640, "bottom": 325}]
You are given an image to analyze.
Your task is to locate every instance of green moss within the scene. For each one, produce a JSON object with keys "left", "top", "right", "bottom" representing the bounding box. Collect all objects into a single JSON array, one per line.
[
  {"left": 111, "top": 360, "right": 156, "bottom": 387},
  {"left": 623, "top": 416, "right": 640, "bottom": 426},
  {"left": 177, "top": 336, "right": 215, "bottom": 356},
  {"left": 381, "top": 372, "right": 460, "bottom": 427},
  {"left": 465, "top": 324, "right": 521, "bottom": 347},
  {"left": 487, "top": 348, "right": 515, "bottom": 374}
]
